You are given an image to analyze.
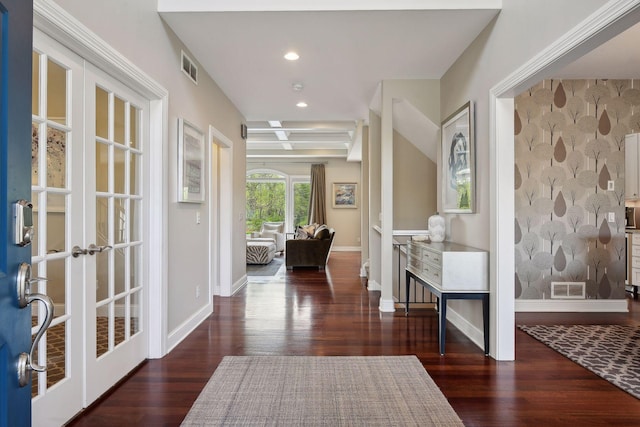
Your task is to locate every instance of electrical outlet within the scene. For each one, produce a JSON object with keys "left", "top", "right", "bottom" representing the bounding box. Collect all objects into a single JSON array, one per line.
[
  {"left": 196, "top": 285, "right": 200, "bottom": 298},
  {"left": 607, "top": 180, "right": 615, "bottom": 191},
  {"left": 608, "top": 212, "right": 615, "bottom": 222}
]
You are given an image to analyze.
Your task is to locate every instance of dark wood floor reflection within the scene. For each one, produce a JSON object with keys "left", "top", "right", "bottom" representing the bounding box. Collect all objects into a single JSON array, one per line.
[{"left": 68, "top": 252, "right": 640, "bottom": 426}]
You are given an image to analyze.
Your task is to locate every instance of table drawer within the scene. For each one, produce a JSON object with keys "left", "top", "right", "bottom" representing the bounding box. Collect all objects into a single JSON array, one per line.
[
  {"left": 421, "top": 262, "right": 442, "bottom": 285},
  {"left": 421, "top": 248, "right": 441, "bottom": 264}
]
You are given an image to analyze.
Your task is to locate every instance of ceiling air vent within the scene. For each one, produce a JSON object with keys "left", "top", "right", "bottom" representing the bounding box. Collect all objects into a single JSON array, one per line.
[{"left": 181, "top": 50, "right": 198, "bottom": 85}]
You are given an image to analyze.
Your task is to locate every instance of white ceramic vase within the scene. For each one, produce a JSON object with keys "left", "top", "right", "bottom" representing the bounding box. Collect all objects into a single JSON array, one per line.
[{"left": 428, "top": 212, "right": 445, "bottom": 242}]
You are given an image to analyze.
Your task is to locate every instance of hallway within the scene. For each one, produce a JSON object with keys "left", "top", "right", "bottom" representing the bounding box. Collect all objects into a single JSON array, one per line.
[{"left": 68, "top": 252, "right": 640, "bottom": 426}]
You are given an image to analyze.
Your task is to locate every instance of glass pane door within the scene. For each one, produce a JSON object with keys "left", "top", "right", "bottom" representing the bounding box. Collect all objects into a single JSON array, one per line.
[
  {"left": 31, "top": 32, "right": 84, "bottom": 427},
  {"left": 84, "top": 63, "right": 148, "bottom": 405}
]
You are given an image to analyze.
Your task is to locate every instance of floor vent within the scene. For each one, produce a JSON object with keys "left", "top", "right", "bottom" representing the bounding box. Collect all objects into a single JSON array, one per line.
[
  {"left": 181, "top": 50, "right": 198, "bottom": 85},
  {"left": 551, "top": 281, "right": 586, "bottom": 299}
]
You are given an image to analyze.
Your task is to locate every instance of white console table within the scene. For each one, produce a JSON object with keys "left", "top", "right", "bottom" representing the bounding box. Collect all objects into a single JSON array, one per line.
[{"left": 405, "top": 240, "right": 489, "bottom": 355}]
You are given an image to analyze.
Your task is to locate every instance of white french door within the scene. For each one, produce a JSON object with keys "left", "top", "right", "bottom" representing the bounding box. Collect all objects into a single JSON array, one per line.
[
  {"left": 31, "top": 32, "right": 85, "bottom": 427},
  {"left": 83, "top": 62, "right": 149, "bottom": 404},
  {"left": 31, "top": 30, "right": 149, "bottom": 426}
]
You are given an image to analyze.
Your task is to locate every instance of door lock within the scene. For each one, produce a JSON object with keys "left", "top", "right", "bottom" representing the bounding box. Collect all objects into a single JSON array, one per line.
[{"left": 13, "top": 200, "right": 34, "bottom": 247}]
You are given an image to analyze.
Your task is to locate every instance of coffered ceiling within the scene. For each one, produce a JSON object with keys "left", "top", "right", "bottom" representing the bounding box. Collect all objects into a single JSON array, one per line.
[{"left": 158, "top": 0, "right": 501, "bottom": 160}]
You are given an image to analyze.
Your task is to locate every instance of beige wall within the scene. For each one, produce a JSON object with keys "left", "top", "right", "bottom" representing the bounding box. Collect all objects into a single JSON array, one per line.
[
  {"left": 54, "top": 0, "right": 246, "bottom": 333},
  {"left": 393, "top": 130, "right": 437, "bottom": 229},
  {"left": 325, "top": 160, "right": 362, "bottom": 248}
]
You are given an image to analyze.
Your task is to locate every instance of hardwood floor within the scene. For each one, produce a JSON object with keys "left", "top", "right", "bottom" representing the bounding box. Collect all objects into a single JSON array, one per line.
[{"left": 68, "top": 252, "right": 640, "bottom": 426}]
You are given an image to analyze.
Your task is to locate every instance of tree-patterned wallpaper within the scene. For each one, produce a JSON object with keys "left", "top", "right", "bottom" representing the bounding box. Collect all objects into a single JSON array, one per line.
[{"left": 514, "top": 79, "right": 640, "bottom": 300}]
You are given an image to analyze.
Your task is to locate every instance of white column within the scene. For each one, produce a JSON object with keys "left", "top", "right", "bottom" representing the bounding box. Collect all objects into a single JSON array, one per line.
[{"left": 379, "top": 82, "right": 395, "bottom": 312}]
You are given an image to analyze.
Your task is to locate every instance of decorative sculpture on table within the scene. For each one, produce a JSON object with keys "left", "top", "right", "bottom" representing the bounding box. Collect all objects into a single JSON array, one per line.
[{"left": 428, "top": 212, "right": 445, "bottom": 242}]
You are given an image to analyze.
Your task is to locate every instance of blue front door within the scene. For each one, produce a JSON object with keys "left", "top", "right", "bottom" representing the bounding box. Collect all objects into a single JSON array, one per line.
[{"left": 0, "top": 0, "right": 34, "bottom": 426}]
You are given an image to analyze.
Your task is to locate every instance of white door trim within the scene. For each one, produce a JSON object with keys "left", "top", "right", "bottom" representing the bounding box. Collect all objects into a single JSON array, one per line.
[
  {"left": 208, "top": 125, "right": 233, "bottom": 297},
  {"left": 34, "top": 0, "right": 170, "bottom": 358},
  {"left": 489, "top": 0, "right": 640, "bottom": 360}
]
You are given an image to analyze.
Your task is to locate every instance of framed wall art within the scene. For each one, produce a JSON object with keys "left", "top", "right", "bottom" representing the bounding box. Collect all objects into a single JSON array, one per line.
[
  {"left": 441, "top": 101, "right": 475, "bottom": 213},
  {"left": 332, "top": 183, "right": 357, "bottom": 208},
  {"left": 177, "top": 118, "right": 205, "bottom": 203}
]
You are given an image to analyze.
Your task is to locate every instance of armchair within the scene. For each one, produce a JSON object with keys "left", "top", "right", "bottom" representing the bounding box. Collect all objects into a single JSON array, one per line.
[
  {"left": 255, "top": 222, "right": 285, "bottom": 253},
  {"left": 285, "top": 228, "right": 335, "bottom": 270}
]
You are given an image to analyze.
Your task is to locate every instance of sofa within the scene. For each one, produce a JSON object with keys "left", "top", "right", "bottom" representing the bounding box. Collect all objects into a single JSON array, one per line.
[
  {"left": 285, "top": 226, "right": 335, "bottom": 270},
  {"left": 251, "top": 222, "right": 285, "bottom": 253}
]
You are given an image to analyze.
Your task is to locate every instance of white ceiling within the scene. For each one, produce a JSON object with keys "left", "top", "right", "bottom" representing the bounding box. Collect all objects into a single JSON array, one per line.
[
  {"left": 554, "top": 22, "right": 640, "bottom": 79},
  {"left": 158, "top": 1, "right": 640, "bottom": 161},
  {"left": 158, "top": 1, "right": 500, "bottom": 159}
]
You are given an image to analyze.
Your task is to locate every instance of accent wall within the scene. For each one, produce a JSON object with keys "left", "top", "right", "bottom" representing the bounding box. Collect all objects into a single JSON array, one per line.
[{"left": 514, "top": 79, "right": 639, "bottom": 300}]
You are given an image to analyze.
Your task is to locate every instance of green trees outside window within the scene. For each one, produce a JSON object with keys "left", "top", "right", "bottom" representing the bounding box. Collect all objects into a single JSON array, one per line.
[
  {"left": 293, "top": 182, "right": 310, "bottom": 228},
  {"left": 246, "top": 172, "right": 310, "bottom": 233}
]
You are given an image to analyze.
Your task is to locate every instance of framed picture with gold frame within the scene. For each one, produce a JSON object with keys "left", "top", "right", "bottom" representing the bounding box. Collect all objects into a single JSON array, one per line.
[{"left": 332, "top": 183, "right": 357, "bottom": 208}]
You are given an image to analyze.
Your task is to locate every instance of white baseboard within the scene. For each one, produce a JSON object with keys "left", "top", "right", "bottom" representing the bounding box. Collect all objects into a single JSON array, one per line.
[
  {"left": 166, "top": 301, "right": 213, "bottom": 353},
  {"left": 360, "top": 260, "right": 368, "bottom": 277},
  {"left": 379, "top": 298, "right": 395, "bottom": 312},
  {"left": 231, "top": 274, "right": 248, "bottom": 295},
  {"left": 367, "top": 279, "right": 381, "bottom": 291},
  {"left": 515, "top": 299, "right": 628, "bottom": 312},
  {"left": 446, "top": 307, "right": 486, "bottom": 353},
  {"left": 332, "top": 246, "right": 361, "bottom": 252}
]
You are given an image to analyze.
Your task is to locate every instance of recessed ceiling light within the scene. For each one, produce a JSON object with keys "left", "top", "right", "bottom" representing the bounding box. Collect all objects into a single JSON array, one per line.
[
  {"left": 292, "top": 82, "right": 304, "bottom": 92},
  {"left": 296, "top": 102, "right": 308, "bottom": 108},
  {"left": 284, "top": 51, "right": 299, "bottom": 61}
]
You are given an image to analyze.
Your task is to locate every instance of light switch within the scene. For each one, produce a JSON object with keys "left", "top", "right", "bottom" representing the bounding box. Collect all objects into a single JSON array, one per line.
[
  {"left": 608, "top": 212, "right": 615, "bottom": 222},
  {"left": 607, "top": 180, "right": 615, "bottom": 191},
  {"left": 196, "top": 211, "right": 201, "bottom": 224}
]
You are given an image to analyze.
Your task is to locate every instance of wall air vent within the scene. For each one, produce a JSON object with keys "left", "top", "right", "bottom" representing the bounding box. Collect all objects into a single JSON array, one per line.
[
  {"left": 550, "top": 281, "right": 586, "bottom": 299},
  {"left": 181, "top": 50, "right": 198, "bottom": 85}
]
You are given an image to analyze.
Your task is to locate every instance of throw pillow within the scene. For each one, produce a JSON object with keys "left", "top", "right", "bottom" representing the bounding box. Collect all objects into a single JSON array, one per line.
[
  {"left": 314, "top": 225, "right": 330, "bottom": 240},
  {"left": 294, "top": 226, "right": 310, "bottom": 240},
  {"left": 302, "top": 223, "right": 317, "bottom": 237},
  {"left": 263, "top": 222, "right": 284, "bottom": 233}
]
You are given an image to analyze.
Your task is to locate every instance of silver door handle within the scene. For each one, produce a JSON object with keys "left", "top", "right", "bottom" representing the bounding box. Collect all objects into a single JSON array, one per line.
[
  {"left": 16, "top": 262, "right": 55, "bottom": 387},
  {"left": 87, "top": 243, "right": 112, "bottom": 255},
  {"left": 72, "top": 245, "right": 87, "bottom": 257}
]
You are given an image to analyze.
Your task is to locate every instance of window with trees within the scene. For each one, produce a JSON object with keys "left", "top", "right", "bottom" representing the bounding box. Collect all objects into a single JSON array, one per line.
[{"left": 246, "top": 171, "right": 310, "bottom": 234}]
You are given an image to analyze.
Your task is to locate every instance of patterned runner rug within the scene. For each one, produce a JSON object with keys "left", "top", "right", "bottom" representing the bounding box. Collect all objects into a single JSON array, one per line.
[
  {"left": 518, "top": 324, "right": 640, "bottom": 399},
  {"left": 182, "top": 356, "right": 463, "bottom": 426}
]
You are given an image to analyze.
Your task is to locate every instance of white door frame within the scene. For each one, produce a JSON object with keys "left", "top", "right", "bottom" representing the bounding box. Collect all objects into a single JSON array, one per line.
[
  {"left": 490, "top": 0, "right": 640, "bottom": 360},
  {"left": 209, "top": 125, "right": 234, "bottom": 297},
  {"left": 33, "top": 0, "right": 170, "bottom": 358}
]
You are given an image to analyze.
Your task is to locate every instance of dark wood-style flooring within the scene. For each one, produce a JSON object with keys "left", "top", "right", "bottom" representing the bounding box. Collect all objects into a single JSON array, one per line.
[{"left": 68, "top": 252, "right": 640, "bottom": 426}]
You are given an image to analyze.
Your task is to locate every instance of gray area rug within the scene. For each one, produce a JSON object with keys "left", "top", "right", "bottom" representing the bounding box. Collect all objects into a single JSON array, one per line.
[
  {"left": 519, "top": 324, "right": 640, "bottom": 399},
  {"left": 246, "top": 256, "right": 284, "bottom": 276},
  {"left": 181, "top": 356, "right": 463, "bottom": 426}
]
